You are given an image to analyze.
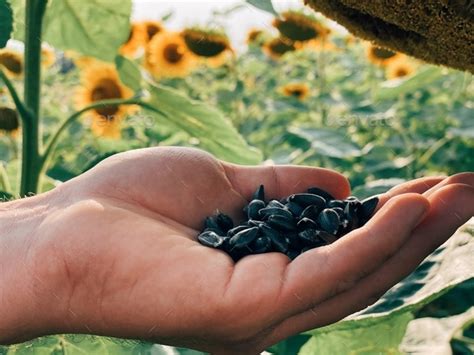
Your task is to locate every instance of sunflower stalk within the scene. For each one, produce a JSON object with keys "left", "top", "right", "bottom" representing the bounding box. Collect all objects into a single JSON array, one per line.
[{"left": 20, "top": 0, "right": 48, "bottom": 195}]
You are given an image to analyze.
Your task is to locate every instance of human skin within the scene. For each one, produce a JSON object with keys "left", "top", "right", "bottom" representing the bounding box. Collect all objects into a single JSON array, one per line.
[{"left": 0, "top": 147, "right": 473, "bottom": 354}]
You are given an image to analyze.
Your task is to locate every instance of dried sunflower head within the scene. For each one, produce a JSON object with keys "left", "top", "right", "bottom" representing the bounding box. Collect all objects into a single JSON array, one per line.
[{"left": 273, "top": 11, "right": 330, "bottom": 42}]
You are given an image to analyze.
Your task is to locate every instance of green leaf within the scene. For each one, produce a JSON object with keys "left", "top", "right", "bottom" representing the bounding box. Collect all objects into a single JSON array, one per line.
[
  {"left": 375, "top": 67, "right": 444, "bottom": 100},
  {"left": 115, "top": 55, "right": 142, "bottom": 92},
  {"left": 400, "top": 308, "right": 474, "bottom": 354},
  {"left": 300, "top": 312, "right": 413, "bottom": 355},
  {"left": 245, "top": 0, "right": 278, "bottom": 16},
  {"left": 143, "top": 83, "right": 263, "bottom": 165},
  {"left": 10, "top": 0, "right": 131, "bottom": 61},
  {"left": 0, "top": 0, "right": 13, "bottom": 48},
  {"left": 0, "top": 190, "right": 13, "bottom": 201},
  {"left": 289, "top": 127, "right": 362, "bottom": 159},
  {"left": 0, "top": 334, "right": 157, "bottom": 354}
]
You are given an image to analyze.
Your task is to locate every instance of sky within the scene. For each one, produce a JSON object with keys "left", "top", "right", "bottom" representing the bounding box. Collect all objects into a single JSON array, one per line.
[{"left": 132, "top": 0, "right": 307, "bottom": 50}]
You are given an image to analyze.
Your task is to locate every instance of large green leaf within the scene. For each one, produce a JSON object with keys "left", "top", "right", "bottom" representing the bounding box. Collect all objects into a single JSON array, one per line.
[
  {"left": 143, "top": 83, "right": 263, "bottom": 165},
  {"left": 0, "top": 0, "right": 13, "bottom": 48},
  {"left": 300, "top": 312, "right": 413, "bottom": 355},
  {"left": 9, "top": 0, "right": 131, "bottom": 61},
  {"left": 245, "top": 0, "right": 277, "bottom": 16},
  {"left": 374, "top": 67, "right": 444, "bottom": 100},
  {"left": 400, "top": 308, "right": 474, "bottom": 354}
]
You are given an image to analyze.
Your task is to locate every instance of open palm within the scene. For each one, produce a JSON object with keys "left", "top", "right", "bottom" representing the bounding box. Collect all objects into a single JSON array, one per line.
[{"left": 25, "top": 147, "right": 474, "bottom": 354}]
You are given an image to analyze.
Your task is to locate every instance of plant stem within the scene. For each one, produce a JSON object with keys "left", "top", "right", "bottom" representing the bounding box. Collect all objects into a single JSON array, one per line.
[
  {"left": 20, "top": 0, "right": 48, "bottom": 196},
  {"left": 0, "top": 69, "right": 32, "bottom": 123},
  {"left": 40, "top": 98, "right": 166, "bottom": 176}
]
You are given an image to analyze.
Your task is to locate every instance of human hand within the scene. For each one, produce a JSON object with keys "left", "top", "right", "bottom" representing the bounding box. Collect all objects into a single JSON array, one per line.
[{"left": 1, "top": 147, "right": 472, "bottom": 354}]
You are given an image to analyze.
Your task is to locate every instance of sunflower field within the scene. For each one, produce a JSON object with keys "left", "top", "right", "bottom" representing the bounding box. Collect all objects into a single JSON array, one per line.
[{"left": 0, "top": 0, "right": 473, "bottom": 354}]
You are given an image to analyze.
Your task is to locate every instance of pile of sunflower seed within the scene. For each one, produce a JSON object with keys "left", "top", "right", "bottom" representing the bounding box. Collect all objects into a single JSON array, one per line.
[{"left": 198, "top": 185, "right": 378, "bottom": 261}]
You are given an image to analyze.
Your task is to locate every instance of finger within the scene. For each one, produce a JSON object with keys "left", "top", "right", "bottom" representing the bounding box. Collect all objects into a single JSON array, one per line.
[
  {"left": 263, "top": 183, "right": 474, "bottom": 346},
  {"left": 276, "top": 193, "right": 429, "bottom": 317},
  {"left": 376, "top": 176, "right": 445, "bottom": 209},
  {"left": 423, "top": 172, "right": 474, "bottom": 197},
  {"left": 221, "top": 163, "right": 351, "bottom": 201}
]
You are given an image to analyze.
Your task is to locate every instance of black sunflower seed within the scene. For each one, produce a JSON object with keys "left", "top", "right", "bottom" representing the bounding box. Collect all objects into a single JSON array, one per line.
[
  {"left": 248, "top": 219, "right": 265, "bottom": 227},
  {"left": 252, "top": 184, "right": 265, "bottom": 201},
  {"left": 259, "top": 206, "right": 293, "bottom": 220},
  {"left": 317, "top": 208, "right": 340, "bottom": 235},
  {"left": 250, "top": 236, "right": 272, "bottom": 253},
  {"left": 247, "top": 199, "right": 266, "bottom": 220},
  {"left": 307, "top": 187, "right": 333, "bottom": 201},
  {"left": 286, "top": 249, "right": 300, "bottom": 260},
  {"left": 198, "top": 231, "right": 225, "bottom": 248},
  {"left": 327, "top": 199, "right": 345, "bottom": 209},
  {"left": 299, "top": 204, "right": 324, "bottom": 220},
  {"left": 358, "top": 196, "right": 379, "bottom": 226},
  {"left": 297, "top": 217, "right": 318, "bottom": 231},
  {"left": 267, "top": 214, "right": 297, "bottom": 231},
  {"left": 204, "top": 216, "right": 223, "bottom": 233},
  {"left": 289, "top": 193, "right": 326, "bottom": 208},
  {"left": 228, "top": 224, "right": 249, "bottom": 237},
  {"left": 229, "top": 227, "right": 259, "bottom": 248},
  {"left": 260, "top": 224, "right": 289, "bottom": 253},
  {"left": 318, "top": 230, "right": 339, "bottom": 244},
  {"left": 267, "top": 199, "right": 285, "bottom": 208},
  {"left": 286, "top": 201, "right": 304, "bottom": 216},
  {"left": 332, "top": 207, "right": 345, "bottom": 219},
  {"left": 298, "top": 229, "right": 325, "bottom": 247},
  {"left": 216, "top": 213, "right": 234, "bottom": 232}
]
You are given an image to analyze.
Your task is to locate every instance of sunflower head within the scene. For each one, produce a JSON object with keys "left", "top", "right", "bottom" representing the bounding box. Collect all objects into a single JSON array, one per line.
[
  {"left": 386, "top": 59, "right": 416, "bottom": 79},
  {"left": 281, "top": 83, "right": 310, "bottom": 100},
  {"left": 246, "top": 28, "right": 266, "bottom": 46},
  {"left": 181, "top": 28, "right": 230, "bottom": 58},
  {"left": 273, "top": 11, "right": 329, "bottom": 42},
  {"left": 367, "top": 45, "right": 402, "bottom": 66},
  {"left": 142, "top": 20, "right": 164, "bottom": 43},
  {"left": 263, "top": 37, "right": 296, "bottom": 60},
  {"left": 75, "top": 63, "right": 135, "bottom": 139},
  {"left": 0, "top": 49, "right": 23, "bottom": 78},
  {"left": 120, "top": 22, "right": 147, "bottom": 57},
  {"left": 145, "top": 32, "right": 196, "bottom": 78},
  {"left": 0, "top": 107, "right": 20, "bottom": 135}
]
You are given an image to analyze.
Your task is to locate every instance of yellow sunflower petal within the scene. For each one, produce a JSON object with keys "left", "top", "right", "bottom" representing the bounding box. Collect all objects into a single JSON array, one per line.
[
  {"left": 0, "top": 49, "right": 23, "bottom": 78},
  {"left": 144, "top": 31, "right": 196, "bottom": 78},
  {"left": 141, "top": 20, "right": 164, "bottom": 44},
  {"left": 119, "top": 22, "right": 146, "bottom": 57},
  {"left": 41, "top": 46, "right": 56, "bottom": 68},
  {"left": 386, "top": 59, "right": 416, "bottom": 79}
]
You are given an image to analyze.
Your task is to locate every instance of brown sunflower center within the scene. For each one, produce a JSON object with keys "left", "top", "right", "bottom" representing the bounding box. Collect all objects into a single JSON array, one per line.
[
  {"left": 269, "top": 38, "right": 295, "bottom": 56},
  {"left": 146, "top": 24, "right": 161, "bottom": 41},
  {"left": 0, "top": 53, "right": 23, "bottom": 74},
  {"left": 372, "top": 47, "right": 396, "bottom": 59},
  {"left": 163, "top": 43, "right": 185, "bottom": 63},
  {"left": 396, "top": 68, "right": 409, "bottom": 77},
  {"left": 90, "top": 79, "right": 123, "bottom": 118},
  {"left": 274, "top": 16, "right": 319, "bottom": 41},
  {"left": 0, "top": 107, "right": 20, "bottom": 131},
  {"left": 183, "top": 31, "right": 228, "bottom": 57},
  {"left": 290, "top": 89, "right": 303, "bottom": 97}
]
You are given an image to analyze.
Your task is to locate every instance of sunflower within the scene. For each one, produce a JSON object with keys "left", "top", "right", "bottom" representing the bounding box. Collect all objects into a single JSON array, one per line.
[
  {"left": 0, "top": 49, "right": 23, "bottom": 78},
  {"left": 41, "top": 46, "right": 56, "bottom": 68},
  {"left": 386, "top": 59, "right": 416, "bottom": 79},
  {"left": 273, "top": 11, "right": 330, "bottom": 42},
  {"left": 366, "top": 44, "right": 402, "bottom": 66},
  {"left": 120, "top": 22, "right": 146, "bottom": 57},
  {"left": 281, "top": 83, "right": 310, "bottom": 100},
  {"left": 0, "top": 107, "right": 20, "bottom": 137},
  {"left": 141, "top": 20, "right": 164, "bottom": 44},
  {"left": 144, "top": 32, "right": 196, "bottom": 78},
  {"left": 181, "top": 28, "right": 230, "bottom": 58},
  {"left": 75, "top": 63, "right": 135, "bottom": 139},
  {"left": 263, "top": 37, "right": 296, "bottom": 60}
]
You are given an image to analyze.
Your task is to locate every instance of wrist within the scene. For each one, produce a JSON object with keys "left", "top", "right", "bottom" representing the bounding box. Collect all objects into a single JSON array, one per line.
[{"left": 0, "top": 190, "right": 67, "bottom": 344}]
